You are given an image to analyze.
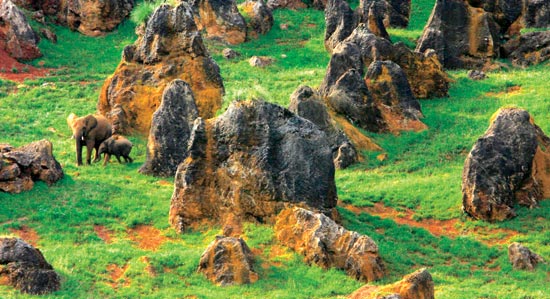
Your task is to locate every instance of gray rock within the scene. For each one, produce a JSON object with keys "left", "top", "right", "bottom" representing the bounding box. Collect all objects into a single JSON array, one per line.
[
  {"left": 503, "top": 31, "right": 550, "bottom": 67},
  {"left": 524, "top": 0, "right": 550, "bottom": 29},
  {"left": 249, "top": 56, "right": 274, "bottom": 67},
  {"left": 222, "top": 48, "right": 240, "bottom": 59},
  {"left": 324, "top": 0, "right": 356, "bottom": 53},
  {"left": 242, "top": 0, "right": 273, "bottom": 38},
  {"left": 39, "top": 28, "right": 57, "bottom": 43},
  {"left": 190, "top": 0, "right": 247, "bottom": 44},
  {"left": 467, "top": 70, "right": 487, "bottom": 80},
  {"left": 0, "top": 0, "right": 41, "bottom": 60},
  {"left": 508, "top": 242, "right": 545, "bottom": 270}
]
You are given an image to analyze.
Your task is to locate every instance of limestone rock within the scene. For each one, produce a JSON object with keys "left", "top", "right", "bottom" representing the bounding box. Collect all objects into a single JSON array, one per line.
[
  {"left": 241, "top": 0, "right": 273, "bottom": 39},
  {"left": 324, "top": 0, "right": 356, "bottom": 53},
  {"left": 462, "top": 108, "right": 550, "bottom": 221},
  {"left": 503, "top": 31, "right": 550, "bottom": 67},
  {"left": 198, "top": 236, "right": 258, "bottom": 285},
  {"left": 0, "top": 140, "right": 63, "bottom": 194},
  {"left": 387, "top": 0, "right": 411, "bottom": 28},
  {"left": 467, "top": 69, "right": 487, "bottom": 80},
  {"left": 222, "top": 48, "right": 240, "bottom": 59},
  {"left": 267, "top": 0, "right": 307, "bottom": 10},
  {"left": 349, "top": 268, "right": 434, "bottom": 299},
  {"left": 249, "top": 55, "right": 274, "bottom": 67},
  {"left": 0, "top": 0, "right": 41, "bottom": 60},
  {"left": 139, "top": 80, "right": 199, "bottom": 177},
  {"left": 98, "top": 3, "right": 224, "bottom": 134},
  {"left": 0, "top": 238, "right": 60, "bottom": 295},
  {"left": 289, "top": 85, "right": 358, "bottom": 169},
  {"left": 508, "top": 242, "right": 545, "bottom": 270},
  {"left": 275, "top": 207, "right": 385, "bottom": 282},
  {"left": 190, "top": 0, "right": 247, "bottom": 44},
  {"left": 169, "top": 100, "right": 337, "bottom": 232},
  {"left": 524, "top": 0, "right": 550, "bottom": 29}
]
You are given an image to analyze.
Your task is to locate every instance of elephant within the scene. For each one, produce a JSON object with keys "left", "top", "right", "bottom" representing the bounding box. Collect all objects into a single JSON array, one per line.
[
  {"left": 98, "top": 135, "right": 133, "bottom": 166},
  {"left": 67, "top": 113, "right": 112, "bottom": 166}
]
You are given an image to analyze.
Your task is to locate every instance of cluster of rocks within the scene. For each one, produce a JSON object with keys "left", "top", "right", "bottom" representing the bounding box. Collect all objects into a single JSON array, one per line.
[
  {"left": 0, "top": 140, "right": 63, "bottom": 194},
  {"left": 417, "top": 0, "right": 550, "bottom": 69},
  {"left": 0, "top": 238, "right": 60, "bottom": 294},
  {"left": 0, "top": 0, "right": 41, "bottom": 60},
  {"left": 462, "top": 108, "right": 550, "bottom": 221}
]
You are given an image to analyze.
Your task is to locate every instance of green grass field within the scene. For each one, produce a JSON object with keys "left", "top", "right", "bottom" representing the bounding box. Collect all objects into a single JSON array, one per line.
[{"left": 1, "top": 0, "right": 550, "bottom": 298}]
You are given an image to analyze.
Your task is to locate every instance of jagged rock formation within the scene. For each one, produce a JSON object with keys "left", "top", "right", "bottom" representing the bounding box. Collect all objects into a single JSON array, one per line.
[
  {"left": 462, "top": 108, "right": 550, "bottom": 221},
  {"left": 0, "top": 0, "right": 41, "bottom": 60},
  {"left": 275, "top": 207, "right": 385, "bottom": 282},
  {"left": 198, "top": 236, "right": 258, "bottom": 285},
  {"left": 0, "top": 140, "right": 63, "bottom": 194},
  {"left": 357, "top": 0, "right": 411, "bottom": 29},
  {"left": 241, "top": 0, "right": 274, "bottom": 39},
  {"left": 349, "top": 268, "right": 434, "bottom": 299},
  {"left": 98, "top": 3, "right": 224, "bottom": 134},
  {"left": 169, "top": 100, "right": 337, "bottom": 232},
  {"left": 189, "top": 0, "right": 247, "bottom": 45},
  {"left": 503, "top": 31, "right": 550, "bottom": 67},
  {"left": 0, "top": 238, "right": 60, "bottom": 295},
  {"left": 289, "top": 85, "right": 358, "bottom": 169},
  {"left": 139, "top": 80, "right": 198, "bottom": 177},
  {"left": 508, "top": 242, "right": 545, "bottom": 270},
  {"left": 267, "top": 0, "right": 306, "bottom": 9}
]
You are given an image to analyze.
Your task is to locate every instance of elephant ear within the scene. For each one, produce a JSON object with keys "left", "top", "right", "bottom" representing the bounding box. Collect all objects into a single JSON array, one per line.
[
  {"left": 67, "top": 113, "right": 78, "bottom": 129},
  {"left": 84, "top": 115, "right": 98, "bottom": 133}
]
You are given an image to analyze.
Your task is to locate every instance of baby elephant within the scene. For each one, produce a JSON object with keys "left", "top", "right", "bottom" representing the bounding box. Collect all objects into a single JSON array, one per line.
[{"left": 98, "top": 135, "right": 133, "bottom": 166}]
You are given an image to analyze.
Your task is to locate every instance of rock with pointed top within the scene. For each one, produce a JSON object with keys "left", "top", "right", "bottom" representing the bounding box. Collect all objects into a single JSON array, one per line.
[
  {"left": 324, "top": 0, "right": 356, "bottom": 53},
  {"left": 0, "top": 0, "right": 41, "bottom": 60},
  {"left": 190, "top": 0, "right": 247, "bottom": 44}
]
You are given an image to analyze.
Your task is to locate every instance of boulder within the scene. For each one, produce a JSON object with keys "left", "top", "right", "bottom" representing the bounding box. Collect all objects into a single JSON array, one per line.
[
  {"left": 39, "top": 28, "right": 57, "bottom": 43},
  {"left": 169, "top": 100, "right": 337, "bottom": 232},
  {"left": 222, "top": 48, "right": 240, "bottom": 59},
  {"left": 241, "top": 0, "right": 273, "bottom": 39},
  {"left": 98, "top": 3, "right": 224, "bottom": 134},
  {"left": 523, "top": 0, "right": 550, "bottom": 30},
  {"left": 502, "top": 31, "right": 550, "bottom": 67},
  {"left": 57, "top": 0, "right": 134, "bottom": 36},
  {"left": 324, "top": 0, "right": 356, "bottom": 53},
  {"left": 0, "top": 238, "right": 60, "bottom": 295},
  {"left": 349, "top": 268, "right": 434, "bottom": 299},
  {"left": 0, "top": 140, "right": 63, "bottom": 194},
  {"left": 275, "top": 207, "right": 385, "bottom": 282},
  {"left": 198, "top": 236, "right": 258, "bottom": 285},
  {"left": 249, "top": 55, "right": 274, "bottom": 67},
  {"left": 266, "top": 0, "right": 307, "bottom": 9},
  {"left": 289, "top": 85, "right": 358, "bottom": 169},
  {"left": 467, "top": 69, "right": 487, "bottom": 80},
  {"left": 190, "top": 0, "right": 247, "bottom": 44},
  {"left": 0, "top": 0, "right": 41, "bottom": 60},
  {"left": 387, "top": 0, "right": 411, "bottom": 28},
  {"left": 508, "top": 242, "right": 545, "bottom": 270},
  {"left": 462, "top": 108, "right": 550, "bottom": 221},
  {"left": 139, "top": 80, "right": 199, "bottom": 177}
]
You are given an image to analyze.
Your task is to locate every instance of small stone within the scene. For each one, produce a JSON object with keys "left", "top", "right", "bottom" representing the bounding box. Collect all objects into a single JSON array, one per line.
[
  {"left": 249, "top": 56, "right": 274, "bottom": 67},
  {"left": 508, "top": 242, "right": 545, "bottom": 270},
  {"left": 467, "top": 70, "right": 487, "bottom": 80},
  {"left": 40, "top": 28, "right": 57, "bottom": 43},
  {"left": 222, "top": 48, "right": 240, "bottom": 60}
]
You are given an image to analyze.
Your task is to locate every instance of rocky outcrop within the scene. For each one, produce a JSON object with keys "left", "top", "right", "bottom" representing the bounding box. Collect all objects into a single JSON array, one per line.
[
  {"left": 289, "top": 85, "right": 358, "bottom": 169},
  {"left": 0, "top": 238, "right": 60, "bottom": 295},
  {"left": 324, "top": 0, "right": 357, "bottom": 53},
  {"left": 503, "top": 31, "right": 550, "bottom": 67},
  {"left": 139, "top": 80, "right": 198, "bottom": 177},
  {"left": 0, "top": 0, "right": 41, "bottom": 60},
  {"left": 508, "top": 242, "right": 545, "bottom": 270},
  {"left": 0, "top": 140, "right": 63, "bottom": 194},
  {"left": 198, "top": 236, "right": 258, "bottom": 285},
  {"left": 462, "top": 108, "right": 550, "bottom": 221},
  {"left": 241, "top": 0, "right": 273, "bottom": 39},
  {"left": 190, "top": 0, "right": 247, "bottom": 45},
  {"left": 275, "top": 207, "right": 385, "bottom": 282},
  {"left": 98, "top": 3, "right": 224, "bottom": 134},
  {"left": 523, "top": 0, "right": 550, "bottom": 29},
  {"left": 169, "top": 100, "right": 337, "bottom": 232},
  {"left": 266, "top": 0, "right": 306, "bottom": 9},
  {"left": 349, "top": 268, "right": 434, "bottom": 299},
  {"left": 357, "top": 0, "right": 411, "bottom": 29}
]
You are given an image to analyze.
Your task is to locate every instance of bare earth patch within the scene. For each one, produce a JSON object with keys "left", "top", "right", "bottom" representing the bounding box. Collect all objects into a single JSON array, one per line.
[
  {"left": 486, "top": 85, "right": 522, "bottom": 97},
  {"left": 94, "top": 225, "right": 114, "bottom": 244},
  {"left": 0, "top": 50, "right": 51, "bottom": 83},
  {"left": 9, "top": 225, "right": 39, "bottom": 246},
  {"left": 106, "top": 263, "right": 130, "bottom": 289},
  {"left": 140, "top": 256, "right": 156, "bottom": 276},
  {"left": 344, "top": 202, "right": 520, "bottom": 246},
  {"left": 127, "top": 225, "right": 169, "bottom": 251}
]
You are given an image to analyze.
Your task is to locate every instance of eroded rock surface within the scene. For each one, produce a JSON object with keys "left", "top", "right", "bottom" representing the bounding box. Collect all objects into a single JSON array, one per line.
[
  {"left": 169, "top": 100, "right": 337, "bottom": 232},
  {"left": 198, "top": 236, "right": 258, "bottom": 285},
  {"left": 139, "top": 80, "right": 198, "bottom": 177},
  {"left": 0, "top": 238, "right": 60, "bottom": 295},
  {"left": 503, "top": 31, "right": 550, "bottom": 67},
  {"left": 267, "top": 0, "right": 306, "bottom": 9},
  {"left": 241, "top": 0, "right": 273, "bottom": 39},
  {"left": 275, "top": 207, "right": 385, "bottom": 282},
  {"left": 98, "top": 3, "right": 224, "bottom": 134},
  {"left": 508, "top": 242, "right": 545, "bottom": 270},
  {"left": 190, "top": 0, "right": 247, "bottom": 44},
  {"left": 324, "top": 0, "right": 357, "bottom": 52},
  {"left": 349, "top": 268, "right": 434, "bottom": 299},
  {"left": 0, "top": 0, "right": 41, "bottom": 60},
  {"left": 0, "top": 140, "right": 63, "bottom": 194},
  {"left": 462, "top": 108, "right": 550, "bottom": 221}
]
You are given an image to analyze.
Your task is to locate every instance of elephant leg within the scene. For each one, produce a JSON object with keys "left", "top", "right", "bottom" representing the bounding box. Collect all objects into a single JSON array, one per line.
[
  {"left": 103, "top": 153, "right": 110, "bottom": 166},
  {"left": 85, "top": 140, "right": 95, "bottom": 165},
  {"left": 115, "top": 155, "right": 122, "bottom": 163},
  {"left": 124, "top": 155, "right": 133, "bottom": 163},
  {"left": 93, "top": 144, "right": 101, "bottom": 163}
]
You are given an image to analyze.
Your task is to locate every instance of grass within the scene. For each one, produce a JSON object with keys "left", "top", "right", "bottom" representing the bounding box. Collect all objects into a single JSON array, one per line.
[{"left": 1, "top": 0, "right": 550, "bottom": 298}]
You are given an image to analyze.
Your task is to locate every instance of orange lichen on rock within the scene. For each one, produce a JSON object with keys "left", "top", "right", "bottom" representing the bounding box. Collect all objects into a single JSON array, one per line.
[
  {"left": 193, "top": 0, "right": 247, "bottom": 45},
  {"left": 331, "top": 113, "right": 381, "bottom": 152},
  {"left": 349, "top": 268, "right": 434, "bottom": 299}
]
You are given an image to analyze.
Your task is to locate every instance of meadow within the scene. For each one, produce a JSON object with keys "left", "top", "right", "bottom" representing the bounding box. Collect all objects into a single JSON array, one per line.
[{"left": 0, "top": 0, "right": 549, "bottom": 298}]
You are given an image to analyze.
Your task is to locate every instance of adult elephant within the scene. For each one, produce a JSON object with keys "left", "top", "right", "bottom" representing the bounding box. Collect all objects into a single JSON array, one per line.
[{"left": 67, "top": 113, "right": 112, "bottom": 166}]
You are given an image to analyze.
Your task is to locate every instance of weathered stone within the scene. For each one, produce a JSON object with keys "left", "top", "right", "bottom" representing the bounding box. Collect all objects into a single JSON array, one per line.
[
  {"left": 139, "top": 80, "right": 199, "bottom": 177},
  {"left": 198, "top": 236, "right": 258, "bottom": 285},
  {"left": 289, "top": 85, "right": 358, "bottom": 169},
  {"left": 266, "top": 0, "right": 306, "bottom": 9},
  {"left": 508, "top": 242, "right": 545, "bottom": 270},
  {"left": 502, "top": 31, "right": 550, "bottom": 67},
  {"left": 39, "top": 28, "right": 57, "bottom": 43},
  {"left": 462, "top": 108, "right": 550, "bottom": 221},
  {"left": 241, "top": 0, "right": 273, "bottom": 39},
  {"left": 222, "top": 48, "right": 240, "bottom": 59},
  {"left": 169, "top": 100, "right": 337, "bottom": 232},
  {"left": 0, "top": 0, "right": 41, "bottom": 60},
  {"left": 249, "top": 55, "right": 274, "bottom": 67},
  {"left": 0, "top": 238, "right": 60, "bottom": 295},
  {"left": 324, "top": 0, "right": 356, "bottom": 53},
  {"left": 387, "top": 0, "right": 411, "bottom": 28},
  {"left": 98, "top": 3, "right": 224, "bottom": 134},
  {"left": 523, "top": 0, "right": 550, "bottom": 30},
  {"left": 467, "top": 69, "right": 487, "bottom": 80},
  {"left": 357, "top": 0, "right": 411, "bottom": 29},
  {"left": 276, "top": 207, "right": 385, "bottom": 282},
  {"left": 349, "top": 268, "right": 434, "bottom": 299},
  {"left": 190, "top": 0, "right": 247, "bottom": 44}
]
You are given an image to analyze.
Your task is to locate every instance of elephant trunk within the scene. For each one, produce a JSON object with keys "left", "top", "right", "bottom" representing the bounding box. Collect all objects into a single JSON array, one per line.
[{"left": 75, "top": 133, "right": 83, "bottom": 166}]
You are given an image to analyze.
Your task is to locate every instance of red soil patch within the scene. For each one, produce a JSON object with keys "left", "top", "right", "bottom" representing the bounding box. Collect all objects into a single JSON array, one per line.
[
  {"left": 9, "top": 226, "right": 39, "bottom": 246},
  {"left": 127, "top": 225, "right": 169, "bottom": 251},
  {"left": 0, "top": 50, "right": 51, "bottom": 83},
  {"left": 157, "top": 180, "right": 172, "bottom": 186},
  {"left": 344, "top": 202, "right": 520, "bottom": 246},
  {"left": 106, "top": 263, "right": 130, "bottom": 289},
  {"left": 94, "top": 225, "right": 114, "bottom": 244},
  {"left": 486, "top": 85, "right": 522, "bottom": 97}
]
